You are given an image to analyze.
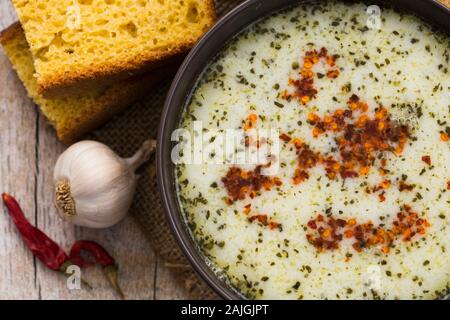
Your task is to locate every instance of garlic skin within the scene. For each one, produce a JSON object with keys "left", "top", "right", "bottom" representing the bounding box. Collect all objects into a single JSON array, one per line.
[{"left": 53, "top": 140, "right": 155, "bottom": 228}]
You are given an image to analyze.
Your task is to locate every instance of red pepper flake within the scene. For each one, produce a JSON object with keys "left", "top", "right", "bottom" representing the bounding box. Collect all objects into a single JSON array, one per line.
[
  {"left": 307, "top": 219, "right": 317, "bottom": 229},
  {"left": 340, "top": 170, "right": 358, "bottom": 179},
  {"left": 326, "top": 69, "right": 340, "bottom": 79},
  {"left": 305, "top": 95, "right": 410, "bottom": 181},
  {"left": 421, "top": 155, "right": 431, "bottom": 166},
  {"left": 297, "top": 78, "right": 317, "bottom": 105},
  {"left": 326, "top": 55, "right": 337, "bottom": 67},
  {"left": 305, "top": 205, "right": 429, "bottom": 254},
  {"left": 286, "top": 97, "right": 410, "bottom": 184},
  {"left": 380, "top": 246, "right": 390, "bottom": 254},
  {"left": 244, "top": 113, "right": 258, "bottom": 131},
  {"left": 279, "top": 51, "right": 413, "bottom": 185},
  {"left": 348, "top": 94, "right": 369, "bottom": 112},
  {"left": 293, "top": 144, "right": 320, "bottom": 184},
  {"left": 447, "top": 181, "right": 450, "bottom": 190},
  {"left": 399, "top": 181, "right": 414, "bottom": 192},
  {"left": 249, "top": 214, "right": 267, "bottom": 224},
  {"left": 221, "top": 165, "right": 282, "bottom": 203},
  {"left": 279, "top": 133, "right": 292, "bottom": 143},
  {"left": 344, "top": 230, "right": 353, "bottom": 238},
  {"left": 283, "top": 47, "right": 340, "bottom": 105},
  {"left": 381, "top": 180, "right": 391, "bottom": 189},
  {"left": 247, "top": 213, "right": 281, "bottom": 231},
  {"left": 268, "top": 221, "right": 280, "bottom": 230},
  {"left": 352, "top": 242, "right": 363, "bottom": 253}
]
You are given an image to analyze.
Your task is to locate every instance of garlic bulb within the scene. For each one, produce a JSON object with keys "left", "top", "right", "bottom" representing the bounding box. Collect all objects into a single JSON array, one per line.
[{"left": 53, "top": 139, "right": 156, "bottom": 228}]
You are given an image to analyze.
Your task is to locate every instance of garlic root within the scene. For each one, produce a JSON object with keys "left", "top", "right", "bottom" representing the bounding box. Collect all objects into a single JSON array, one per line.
[{"left": 53, "top": 139, "right": 157, "bottom": 228}]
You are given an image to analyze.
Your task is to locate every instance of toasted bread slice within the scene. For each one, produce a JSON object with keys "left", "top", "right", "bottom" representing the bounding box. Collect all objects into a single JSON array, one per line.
[
  {"left": 11, "top": 0, "right": 216, "bottom": 97},
  {"left": 0, "top": 22, "right": 172, "bottom": 144}
]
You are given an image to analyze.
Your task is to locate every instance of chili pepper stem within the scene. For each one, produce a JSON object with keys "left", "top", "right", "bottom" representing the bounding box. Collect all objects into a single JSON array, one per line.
[
  {"left": 103, "top": 265, "right": 125, "bottom": 300},
  {"left": 69, "top": 240, "right": 123, "bottom": 297},
  {"left": 81, "top": 278, "right": 93, "bottom": 290}
]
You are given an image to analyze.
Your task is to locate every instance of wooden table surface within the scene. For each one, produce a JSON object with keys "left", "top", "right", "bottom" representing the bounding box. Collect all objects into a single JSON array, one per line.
[
  {"left": 1, "top": 0, "right": 449, "bottom": 300},
  {"left": 0, "top": 1, "right": 192, "bottom": 300}
]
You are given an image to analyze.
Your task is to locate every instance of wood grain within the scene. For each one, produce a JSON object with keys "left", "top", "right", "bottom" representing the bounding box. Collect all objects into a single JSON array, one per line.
[
  {"left": 0, "top": 0, "right": 40, "bottom": 300},
  {"left": 1, "top": 0, "right": 449, "bottom": 300},
  {"left": 33, "top": 117, "right": 158, "bottom": 300},
  {"left": 0, "top": 0, "right": 161, "bottom": 300}
]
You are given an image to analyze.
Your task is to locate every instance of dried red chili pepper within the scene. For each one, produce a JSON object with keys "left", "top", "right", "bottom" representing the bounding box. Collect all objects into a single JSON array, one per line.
[
  {"left": 2, "top": 193, "right": 71, "bottom": 271},
  {"left": 69, "top": 240, "right": 124, "bottom": 299},
  {"left": 2, "top": 193, "right": 92, "bottom": 289}
]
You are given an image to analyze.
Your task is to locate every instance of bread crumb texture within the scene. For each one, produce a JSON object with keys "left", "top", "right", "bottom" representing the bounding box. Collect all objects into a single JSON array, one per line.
[
  {"left": 1, "top": 23, "right": 160, "bottom": 144},
  {"left": 12, "top": 0, "right": 215, "bottom": 93}
]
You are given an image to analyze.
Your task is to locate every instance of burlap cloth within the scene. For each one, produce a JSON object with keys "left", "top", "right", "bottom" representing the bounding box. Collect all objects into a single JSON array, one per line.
[{"left": 89, "top": 0, "right": 245, "bottom": 299}]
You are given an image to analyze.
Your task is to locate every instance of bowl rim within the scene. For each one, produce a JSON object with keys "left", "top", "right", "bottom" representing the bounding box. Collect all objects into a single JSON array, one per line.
[{"left": 157, "top": 0, "right": 450, "bottom": 300}]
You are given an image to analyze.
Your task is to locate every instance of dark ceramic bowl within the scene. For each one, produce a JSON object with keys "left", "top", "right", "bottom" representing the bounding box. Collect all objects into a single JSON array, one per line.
[{"left": 157, "top": 0, "right": 450, "bottom": 299}]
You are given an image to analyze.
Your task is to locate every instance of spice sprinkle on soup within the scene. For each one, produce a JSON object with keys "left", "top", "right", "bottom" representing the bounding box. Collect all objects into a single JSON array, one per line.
[{"left": 176, "top": 1, "right": 450, "bottom": 299}]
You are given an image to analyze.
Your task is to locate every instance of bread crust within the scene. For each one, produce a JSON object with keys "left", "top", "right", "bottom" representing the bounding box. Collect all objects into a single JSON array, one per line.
[
  {"left": 1, "top": 22, "right": 178, "bottom": 144},
  {"left": 39, "top": 43, "right": 189, "bottom": 98},
  {"left": 0, "top": 22, "right": 22, "bottom": 45},
  {"left": 57, "top": 66, "right": 177, "bottom": 144},
  {"left": 25, "top": 0, "right": 217, "bottom": 97}
]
